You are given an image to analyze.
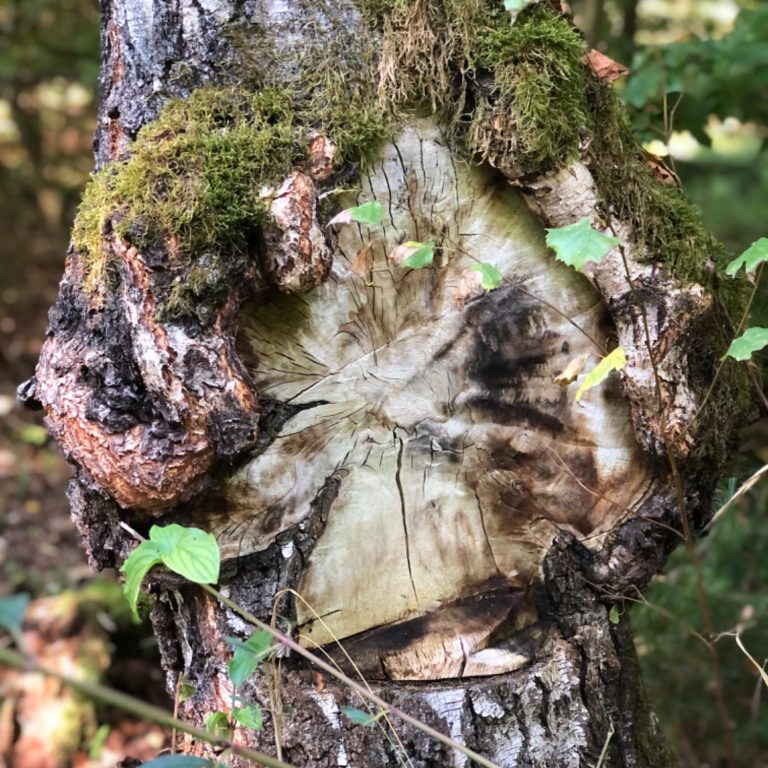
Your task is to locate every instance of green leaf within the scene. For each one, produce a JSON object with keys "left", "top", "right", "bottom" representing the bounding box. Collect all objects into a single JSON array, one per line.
[
  {"left": 226, "top": 631, "right": 273, "bottom": 687},
  {"left": 232, "top": 704, "right": 263, "bottom": 731},
  {"left": 546, "top": 217, "right": 619, "bottom": 273},
  {"left": 469, "top": 262, "right": 503, "bottom": 291},
  {"left": 0, "top": 593, "right": 30, "bottom": 640},
  {"left": 725, "top": 238, "right": 768, "bottom": 277},
  {"left": 401, "top": 241, "right": 435, "bottom": 269},
  {"left": 121, "top": 541, "right": 163, "bottom": 621},
  {"left": 340, "top": 705, "right": 381, "bottom": 727},
  {"left": 205, "top": 711, "right": 230, "bottom": 737},
  {"left": 724, "top": 327, "right": 768, "bottom": 361},
  {"left": 328, "top": 200, "right": 385, "bottom": 227},
  {"left": 349, "top": 200, "right": 385, "bottom": 225},
  {"left": 149, "top": 524, "right": 220, "bottom": 585},
  {"left": 609, "top": 606, "right": 621, "bottom": 625},
  {"left": 575, "top": 347, "right": 627, "bottom": 401},
  {"left": 179, "top": 676, "right": 197, "bottom": 702},
  {"left": 140, "top": 756, "right": 214, "bottom": 768}
]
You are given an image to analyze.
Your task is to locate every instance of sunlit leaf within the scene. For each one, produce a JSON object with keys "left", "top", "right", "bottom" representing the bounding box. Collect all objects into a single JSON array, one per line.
[
  {"left": 232, "top": 704, "right": 263, "bottom": 730},
  {"left": 575, "top": 347, "right": 627, "bottom": 401},
  {"left": 340, "top": 705, "right": 381, "bottom": 727},
  {"left": 554, "top": 353, "right": 590, "bottom": 386},
  {"left": 725, "top": 237, "right": 768, "bottom": 277},
  {"left": 546, "top": 217, "right": 619, "bottom": 273},
  {"left": 724, "top": 327, "right": 768, "bottom": 361},
  {"left": 328, "top": 200, "right": 385, "bottom": 227},
  {"left": 469, "top": 262, "right": 503, "bottom": 291},
  {"left": 389, "top": 241, "right": 435, "bottom": 269},
  {"left": 609, "top": 605, "right": 621, "bottom": 625},
  {"left": 149, "top": 524, "right": 220, "bottom": 585},
  {"left": 121, "top": 541, "right": 162, "bottom": 621}
]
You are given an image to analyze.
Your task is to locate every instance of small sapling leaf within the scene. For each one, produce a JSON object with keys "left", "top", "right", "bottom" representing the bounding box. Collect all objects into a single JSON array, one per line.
[
  {"left": 121, "top": 541, "right": 163, "bottom": 621},
  {"left": 340, "top": 705, "right": 381, "bottom": 727},
  {"left": 0, "top": 593, "right": 30, "bottom": 642},
  {"left": 141, "top": 757, "right": 214, "bottom": 768},
  {"left": 724, "top": 327, "right": 768, "bottom": 361},
  {"left": 575, "top": 346, "right": 627, "bottom": 401},
  {"left": 226, "top": 630, "right": 274, "bottom": 687},
  {"left": 149, "top": 524, "right": 220, "bottom": 585},
  {"left": 609, "top": 606, "right": 621, "bottom": 625},
  {"left": 232, "top": 704, "right": 264, "bottom": 731},
  {"left": 328, "top": 200, "right": 385, "bottom": 227},
  {"left": 725, "top": 237, "right": 768, "bottom": 277},
  {"left": 469, "top": 262, "right": 503, "bottom": 291},
  {"left": 389, "top": 240, "right": 434, "bottom": 269},
  {"left": 205, "top": 711, "right": 230, "bottom": 737},
  {"left": 546, "top": 217, "right": 619, "bottom": 273}
]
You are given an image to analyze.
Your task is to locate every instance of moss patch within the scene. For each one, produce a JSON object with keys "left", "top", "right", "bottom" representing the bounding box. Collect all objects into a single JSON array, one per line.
[
  {"left": 74, "top": 88, "right": 304, "bottom": 317},
  {"left": 587, "top": 80, "right": 749, "bottom": 319},
  {"left": 469, "top": 5, "right": 589, "bottom": 175},
  {"left": 74, "top": 0, "right": 748, "bottom": 329}
]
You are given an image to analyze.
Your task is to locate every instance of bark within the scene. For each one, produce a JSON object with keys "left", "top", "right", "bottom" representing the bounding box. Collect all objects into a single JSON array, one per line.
[{"left": 27, "top": 1, "right": 749, "bottom": 766}]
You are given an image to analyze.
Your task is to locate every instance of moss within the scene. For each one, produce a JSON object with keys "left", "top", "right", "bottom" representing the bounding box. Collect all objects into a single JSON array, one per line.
[
  {"left": 74, "top": 0, "right": 748, "bottom": 329},
  {"left": 586, "top": 80, "right": 750, "bottom": 319},
  {"left": 470, "top": 5, "right": 589, "bottom": 175},
  {"left": 73, "top": 87, "right": 306, "bottom": 317}
]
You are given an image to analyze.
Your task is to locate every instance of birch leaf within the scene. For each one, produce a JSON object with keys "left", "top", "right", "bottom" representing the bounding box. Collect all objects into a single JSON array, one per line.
[
  {"left": 389, "top": 241, "right": 434, "bottom": 269},
  {"left": 546, "top": 217, "right": 619, "bottom": 273},
  {"left": 724, "top": 327, "right": 768, "bottom": 361},
  {"left": 575, "top": 347, "right": 627, "bottom": 401},
  {"left": 469, "top": 262, "right": 503, "bottom": 291},
  {"left": 328, "top": 200, "right": 385, "bottom": 227},
  {"left": 725, "top": 238, "right": 768, "bottom": 277}
]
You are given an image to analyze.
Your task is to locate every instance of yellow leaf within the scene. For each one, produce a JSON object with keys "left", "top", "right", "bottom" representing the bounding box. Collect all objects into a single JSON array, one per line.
[{"left": 575, "top": 347, "right": 627, "bottom": 401}]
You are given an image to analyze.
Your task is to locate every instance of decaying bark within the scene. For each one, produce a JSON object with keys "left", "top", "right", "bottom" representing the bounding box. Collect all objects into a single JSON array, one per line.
[{"left": 27, "top": 1, "right": 749, "bottom": 766}]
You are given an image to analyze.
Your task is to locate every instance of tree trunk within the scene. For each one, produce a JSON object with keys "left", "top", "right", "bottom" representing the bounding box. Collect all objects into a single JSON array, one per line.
[{"left": 27, "top": 1, "right": 750, "bottom": 766}]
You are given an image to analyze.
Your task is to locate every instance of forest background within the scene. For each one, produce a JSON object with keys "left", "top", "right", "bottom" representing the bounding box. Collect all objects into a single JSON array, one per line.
[{"left": 0, "top": 0, "right": 766, "bottom": 766}]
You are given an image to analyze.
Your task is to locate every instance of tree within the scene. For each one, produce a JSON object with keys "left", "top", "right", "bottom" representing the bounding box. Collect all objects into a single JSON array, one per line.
[{"left": 25, "top": 1, "right": 751, "bottom": 765}]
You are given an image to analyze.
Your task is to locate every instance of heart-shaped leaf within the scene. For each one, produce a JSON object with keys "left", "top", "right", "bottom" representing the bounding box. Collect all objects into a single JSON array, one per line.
[
  {"left": 149, "top": 524, "right": 220, "bottom": 585},
  {"left": 469, "top": 262, "right": 503, "bottom": 291}
]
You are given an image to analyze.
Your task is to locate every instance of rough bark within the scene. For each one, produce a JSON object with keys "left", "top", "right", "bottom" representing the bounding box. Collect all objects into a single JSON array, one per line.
[{"left": 27, "top": 1, "right": 750, "bottom": 766}]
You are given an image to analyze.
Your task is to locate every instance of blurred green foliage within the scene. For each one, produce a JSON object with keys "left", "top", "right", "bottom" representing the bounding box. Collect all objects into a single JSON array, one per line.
[{"left": 623, "top": 6, "right": 768, "bottom": 143}]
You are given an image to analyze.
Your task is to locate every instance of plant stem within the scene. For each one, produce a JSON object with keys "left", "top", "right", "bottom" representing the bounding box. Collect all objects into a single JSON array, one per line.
[
  {"left": 0, "top": 646, "right": 298, "bottom": 768},
  {"left": 201, "top": 585, "right": 502, "bottom": 768}
]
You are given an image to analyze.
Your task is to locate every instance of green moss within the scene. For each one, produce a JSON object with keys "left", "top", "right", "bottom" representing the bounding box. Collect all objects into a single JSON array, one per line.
[
  {"left": 74, "top": 0, "right": 748, "bottom": 332},
  {"left": 470, "top": 5, "right": 589, "bottom": 175},
  {"left": 73, "top": 87, "right": 306, "bottom": 316},
  {"left": 587, "top": 80, "right": 750, "bottom": 318}
]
